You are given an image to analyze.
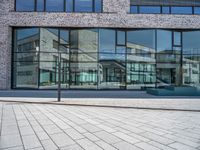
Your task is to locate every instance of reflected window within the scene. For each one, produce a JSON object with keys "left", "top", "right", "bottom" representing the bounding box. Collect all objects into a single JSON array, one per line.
[
  {"left": 16, "top": 0, "right": 35, "bottom": 11},
  {"left": 46, "top": 0, "right": 64, "bottom": 12}
]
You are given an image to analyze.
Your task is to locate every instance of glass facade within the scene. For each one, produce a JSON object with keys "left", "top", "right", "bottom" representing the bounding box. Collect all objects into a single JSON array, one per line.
[
  {"left": 16, "top": 0, "right": 102, "bottom": 12},
  {"left": 12, "top": 28, "right": 200, "bottom": 90}
]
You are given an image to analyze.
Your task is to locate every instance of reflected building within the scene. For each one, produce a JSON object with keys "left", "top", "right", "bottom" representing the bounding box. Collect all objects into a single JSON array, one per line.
[{"left": 12, "top": 28, "right": 200, "bottom": 90}]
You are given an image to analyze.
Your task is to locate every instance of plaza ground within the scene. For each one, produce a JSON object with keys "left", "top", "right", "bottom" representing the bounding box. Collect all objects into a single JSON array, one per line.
[{"left": 0, "top": 101, "right": 200, "bottom": 150}]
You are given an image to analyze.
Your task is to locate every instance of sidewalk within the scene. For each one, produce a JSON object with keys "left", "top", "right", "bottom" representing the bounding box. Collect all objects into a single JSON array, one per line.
[
  {"left": 0, "top": 90, "right": 200, "bottom": 111},
  {"left": 0, "top": 102, "right": 200, "bottom": 150}
]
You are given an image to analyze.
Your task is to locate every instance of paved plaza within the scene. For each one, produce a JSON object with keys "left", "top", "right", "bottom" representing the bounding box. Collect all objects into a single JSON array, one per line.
[{"left": 0, "top": 102, "right": 200, "bottom": 150}]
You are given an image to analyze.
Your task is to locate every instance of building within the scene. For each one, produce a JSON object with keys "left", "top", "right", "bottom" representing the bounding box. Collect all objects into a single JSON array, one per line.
[{"left": 0, "top": 0, "right": 200, "bottom": 90}]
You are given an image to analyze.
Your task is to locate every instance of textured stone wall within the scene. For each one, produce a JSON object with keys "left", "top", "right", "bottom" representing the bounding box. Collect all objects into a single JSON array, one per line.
[{"left": 1, "top": 0, "right": 200, "bottom": 89}]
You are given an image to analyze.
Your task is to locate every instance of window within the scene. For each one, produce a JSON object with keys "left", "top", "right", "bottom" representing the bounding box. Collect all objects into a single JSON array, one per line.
[
  {"left": 140, "top": 6, "right": 161, "bottom": 14},
  {"left": 75, "top": 0, "right": 93, "bottom": 12},
  {"left": 171, "top": 7, "right": 193, "bottom": 14},
  {"left": 173, "top": 32, "right": 181, "bottom": 46},
  {"left": 162, "top": 6, "right": 170, "bottom": 14},
  {"left": 36, "top": 0, "right": 44, "bottom": 11},
  {"left": 157, "top": 30, "right": 172, "bottom": 52},
  {"left": 130, "top": 6, "right": 138, "bottom": 13},
  {"left": 46, "top": 0, "right": 64, "bottom": 12},
  {"left": 194, "top": 7, "right": 200, "bottom": 14},
  {"left": 94, "top": 0, "right": 102, "bottom": 12},
  {"left": 117, "top": 31, "right": 126, "bottom": 46},
  {"left": 66, "top": 0, "right": 73, "bottom": 12},
  {"left": 16, "top": 0, "right": 102, "bottom": 12},
  {"left": 16, "top": 0, "right": 35, "bottom": 11}
]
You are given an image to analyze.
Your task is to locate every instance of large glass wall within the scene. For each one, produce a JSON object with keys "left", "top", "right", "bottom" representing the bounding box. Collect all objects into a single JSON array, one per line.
[{"left": 12, "top": 28, "right": 200, "bottom": 90}]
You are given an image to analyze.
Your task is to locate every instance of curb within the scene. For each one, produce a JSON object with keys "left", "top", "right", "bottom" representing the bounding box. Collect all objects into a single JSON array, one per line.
[{"left": 1, "top": 99, "right": 200, "bottom": 112}]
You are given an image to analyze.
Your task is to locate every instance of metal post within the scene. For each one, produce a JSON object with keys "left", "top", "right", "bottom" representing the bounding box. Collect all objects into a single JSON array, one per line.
[{"left": 58, "top": 52, "right": 61, "bottom": 102}]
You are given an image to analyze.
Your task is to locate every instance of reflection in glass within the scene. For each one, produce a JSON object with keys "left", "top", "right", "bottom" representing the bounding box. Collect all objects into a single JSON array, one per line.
[
  {"left": 140, "top": 6, "right": 161, "bottom": 14},
  {"left": 171, "top": 6, "right": 192, "bottom": 14},
  {"left": 75, "top": 0, "right": 93, "bottom": 12},
  {"left": 157, "top": 30, "right": 172, "bottom": 52},
  {"left": 127, "top": 30, "right": 156, "bottom": 89},
  {"left": 99, "top": 29, "right": 126, "bottom": 89},
  {"left": 70, "top": 29, "right": 98, "bottom": 89},
  {"left": 183, "top": 31, "right": 200, "bottom": 87},
  {"left": 95, "top": 0, "right": 102, "bottom": 13},
  {"left": 37, "top": 0, "right": 44, "bottom": 11},
  {"left": 13, "top": 28, "right": 200, "bottom": 90},
  {"left": 13, "top": 28, "right": 40, "bottom": 88},
  {"left": 16, "top": 0, "right": 35, "bottom": 11},
  {"left": 46, "top": 0, "right": 64, "bottom": 12},
  {"left": 157, "top": 30, "right": 181, "bottom": 87}
]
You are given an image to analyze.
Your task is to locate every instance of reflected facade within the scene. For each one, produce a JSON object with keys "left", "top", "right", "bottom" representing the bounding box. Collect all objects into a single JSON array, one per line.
[{"left": 12, "top": 28, "right": 200, "bottom": 90}]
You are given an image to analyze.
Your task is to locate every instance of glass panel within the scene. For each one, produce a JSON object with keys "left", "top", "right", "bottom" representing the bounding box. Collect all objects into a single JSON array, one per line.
[
  {"left": 194, "top": 7, "right": 200, "bottom": 14},
  {"left": 174, "top": 31, "right": 181, "bottom": 46},
  {"left": 139, "top": 6, "right": 161, "bottom": 14},
  {"left": 117, "top": 31, "right": 126, "bottom": 45},
  {"left": 39, "top": 57, "right": 69, "bottom": 89},
  {"left": 183, "top": 31, "right": 200, "bottom": 88},
  {"left": 156, "top": 30, "right": 182, "bottom": 87},
  {"left": 99, "top": 29, "right": 126, "bottom": 89},
  {"left": 130, "top": 6, "right": 138, "bottom": 13},
  {"left": 95, "top": 0, "right": 102, "bottom": 12},
  {"left": 66, "top": 0, "right": 73, "bottom": 12},
  {"left": 40, "top": 28, "right": 59, "bottom": 53},
  {"left": 126, "top": 30, "right": 156, "bottom": 89},
  {"left": 46, "top": 0, "right": 64, "bottom": 12},
  {"left": 13, "top": 62, "right": 39, "bottom": 88},
  {"left": 70, "top": 29, "right": 98, "bottom": 89},
  {"left": 36, "top": 0, "right": 44, "bottom": 11},
  {"left": 157, "top": 30, "right": 172, "bottom": 53},
  {"left": 99, "top": 29, "right": 116, "bottom": 55},
  {"left": 75, "top": 0, "right": 93, "bottom": 12},
  {"left": 60, "top": 30, "right": 69, "bottom": 45},
  {"left": 183, "top": 31, "right": 200, "bottom": 55},
  {"left": 16, "top": 0, "right": 35, "bottom": 11},
  {"left": 13, "top": 28, "right": 40, "bottom": 88},
  {"left": 171, "top": 6, "right": 193, "bottom": 14},
  {"left": 162, "top": 6, "right": 170, "bottom": 14}
]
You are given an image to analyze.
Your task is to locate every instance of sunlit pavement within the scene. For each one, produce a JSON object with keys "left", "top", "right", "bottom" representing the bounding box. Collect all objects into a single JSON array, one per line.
[{"left": 0, "top": 102, "right": 200, "bottom": 150}]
